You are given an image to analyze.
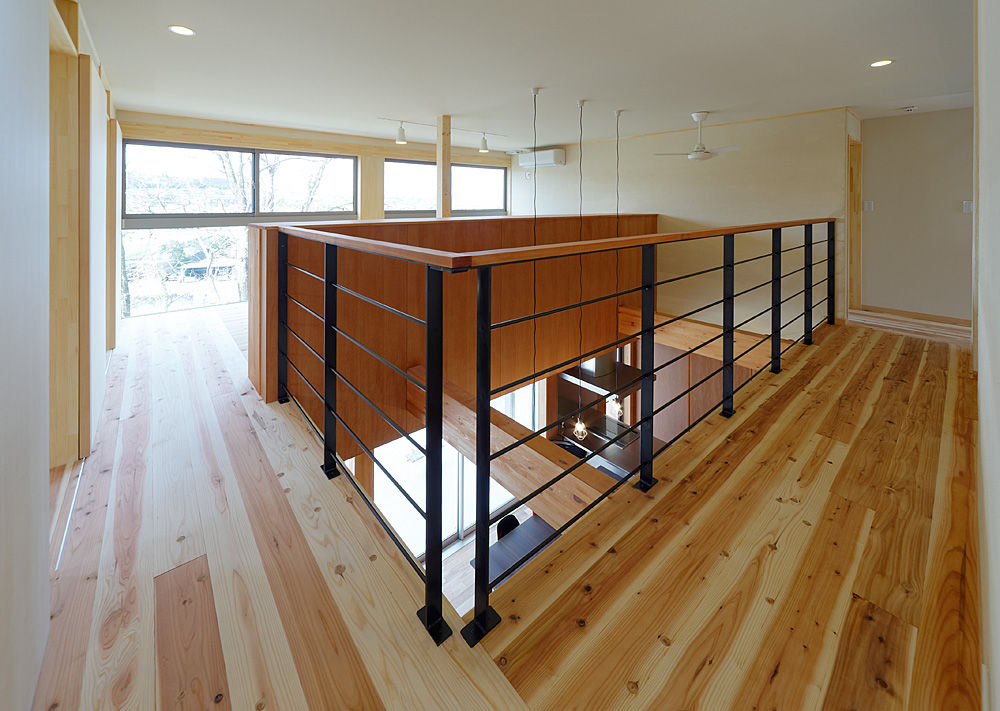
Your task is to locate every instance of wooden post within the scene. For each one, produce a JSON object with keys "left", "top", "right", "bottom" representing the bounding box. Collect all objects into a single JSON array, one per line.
[
  {"left": 358, "top": 155, "right": 384, "bottom": 220},
  {"left": 353, "top": 455, "right": 375, "bottom": 496},
  {"left": 436, "top": 114, "right": 451, "bottom": 218}
]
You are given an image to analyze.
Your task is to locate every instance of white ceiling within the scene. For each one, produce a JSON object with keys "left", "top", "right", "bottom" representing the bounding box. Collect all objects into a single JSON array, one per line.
[{"left": 79, "top": 0, "right": 974, "bottom": 151}]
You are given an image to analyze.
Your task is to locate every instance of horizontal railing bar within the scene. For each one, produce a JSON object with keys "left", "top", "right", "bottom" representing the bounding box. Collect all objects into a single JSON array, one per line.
[
  {"left": 286, "top": 324, "right": 323, "bottom": 362},
  {"left": 330, "top": 365, "right": 426, "bottom": 455},
  {"left": 781, "top": 312, "right": 806, "bottom": 330},
  {"left": 733, "top": 279, "right": 770, "bottom": 299},
  {"left": 490, "top": 329, "right": 639, "bottom": 397},
  {"left": 812, "top": 258, "right": 830, "bottom": 266},
  {"left": 488, "top": 417, "right": 644, "bottom": 527},
  {"left": 782, "top": 244, "right": 807, "bottom": 254},
  {"left": 651, "top": 298, "right": 726, "bottom": 331},
  {"left": 283, "top": 354, "right": 428, "bottom": 518},
  {"left": 780, "top": 287, "right": 808, "bottom": 305},
  {"left": 332, "top": 457, "right": 427, "bottom": 582},
  {"left": 491, "top": 283, "right": 644, "bottom": 331},
  {"left": 324, "top": 405, "right": 428, "bottom": 518},
  {"left": 781, "top": 265, "right": 807, "bottom": 279},
  {"left": 734, "top": 305, "right": 773, "bottom": 330},
  {"left": 812, "top": 296, "right": 830, "bottom": 309},
  {"left": 488, "top": 307, "right": 827, "bottom": 587},
  {"left": 780, "top": 333, "right": 808, "bottom": 356},
  {"left": 331, "top": 324, "right": 427, "bottom": 391},
  {"left": 287, "top": 294, "right": 324, "bottom": 322},
  {"left": 334, "top": 283, "right": 427, "bottom": 327},
  {"left": 732, "top": 252, "right": 771, "bottom": 267},
  {"left": 813, "top": 277, "right": 829, "bottom": 287},
  {"left": 490, "top": 328, "right": 727, "bottom": 462},
  {"left": 733, "top": 333, "right": 771, "bottom": 362},
  {"left": 288, "top": 263, "right": 322, "bottom": 281},
  {"left": 274, "top": 219, "right": 836, "bottom": 270},
  {"left": 654, "top": 263, "right": 724, "bottom": 287}
]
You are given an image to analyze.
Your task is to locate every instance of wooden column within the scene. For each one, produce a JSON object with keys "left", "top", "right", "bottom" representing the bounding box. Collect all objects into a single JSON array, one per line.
[
  {"left": 358, "top": 155, "right": 384, "bottom": 220},
  {"left": 436, "top": 115, "right": 451, "bottom": 218}
]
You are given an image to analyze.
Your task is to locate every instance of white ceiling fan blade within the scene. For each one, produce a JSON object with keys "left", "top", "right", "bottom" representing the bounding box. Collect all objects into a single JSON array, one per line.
[
  {"left": 654, "top": 152, "right": 691, "bottom": 156},
  {"left": 706, "top": 145, "right": 740, "bottom": 154}
]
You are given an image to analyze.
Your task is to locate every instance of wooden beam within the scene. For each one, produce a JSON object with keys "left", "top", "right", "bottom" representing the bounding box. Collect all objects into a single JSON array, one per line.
[
  {"left": 436, "top": 115, "right": 451, "bottom": 219},
  {"left": 353, "top": 455, "right": 375, "bottom": 496}
]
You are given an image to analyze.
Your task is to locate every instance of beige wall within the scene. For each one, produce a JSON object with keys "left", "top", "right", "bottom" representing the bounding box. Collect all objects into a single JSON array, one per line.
[
  {"left": 0, "top": 0, "right": 51, "bottom": 706},
  {"left": 861, "top": 109, "right": 974, "bottom": 320},
  {"left": 510, "top": 109, "right": 848, "bottom": 335},
  {"left": 976, "top": 0, "right": 999, "bottom": 707}
]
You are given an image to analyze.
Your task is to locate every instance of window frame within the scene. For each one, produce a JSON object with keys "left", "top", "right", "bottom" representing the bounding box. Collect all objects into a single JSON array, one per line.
[
  {"left": 383, "top": 158, "right": 509, "bottom": 218},
  {"left": 451, "top": 162, "right": 508, "bottom": 216},
  {"left": 121, "top": 139, "right": 359, "bottom": 229}
]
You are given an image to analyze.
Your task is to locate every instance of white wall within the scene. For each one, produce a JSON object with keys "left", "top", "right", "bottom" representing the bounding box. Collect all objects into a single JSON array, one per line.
[
  {"left": 511, "top": 109, "right": 848, "bottom": 334},
  {"left": 0, "top": 0, "right": 51, "bottom": 707},
  {"left": 861, "top": 109, "right": 974, "bottom": 320},
  {"left": 976, "top": 0, "right": 1000, "bottom": 707}
]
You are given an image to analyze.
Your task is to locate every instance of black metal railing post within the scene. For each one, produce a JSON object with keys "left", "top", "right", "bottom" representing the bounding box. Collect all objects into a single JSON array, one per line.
[
  {"left": 417, "top": 267, "right": 452, "bottom": 645},
  {"left": 721, "top": 234, "right": 735, "bottom": 417},
  {"left": 770, "top": 228, "right": 782, "bottom": 373},
  {"left": 322, "top": 244, "right": 339, "bottom": 477},
  {"left": 804, "top": 224, "right": 814, "bottom": 344},
  {"left": 635, "top": 243, "right": 658, "bottom": 492},
  {"left": 277, "top": 231, "right": 290, "bottom": 404},
  {"left": 461, "top": 266, "right": 501, "bottom": 647},
  {"left": 827, "top": 221, "right": 836, "bottom": 324}
]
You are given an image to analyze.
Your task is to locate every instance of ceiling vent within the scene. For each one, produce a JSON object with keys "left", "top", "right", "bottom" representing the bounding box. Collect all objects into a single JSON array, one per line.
[{"left": 897, "top": 105, "right": 919, "bottom": 113}]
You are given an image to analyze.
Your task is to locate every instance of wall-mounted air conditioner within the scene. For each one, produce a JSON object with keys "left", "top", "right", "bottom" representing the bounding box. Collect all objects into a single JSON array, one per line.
[{"left": 518, "top": 148, "right": 566, "bottom": 169}]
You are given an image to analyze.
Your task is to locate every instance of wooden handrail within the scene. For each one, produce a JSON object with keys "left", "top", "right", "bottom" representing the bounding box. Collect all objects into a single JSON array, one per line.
[{"left": 263, "top": 216, "right": 835, "bottom": 271}]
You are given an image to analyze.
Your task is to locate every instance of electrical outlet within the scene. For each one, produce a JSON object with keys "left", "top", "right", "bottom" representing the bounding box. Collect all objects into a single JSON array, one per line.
[
  {"left": 963, "top": 200, "right": 974, "bottom": 214},
  {"left": 863, "top": 200, "right": 875, "bottom": 212}
]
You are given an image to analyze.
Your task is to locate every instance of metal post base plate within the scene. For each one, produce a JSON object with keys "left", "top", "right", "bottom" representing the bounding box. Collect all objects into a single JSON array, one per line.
[
  {"left": 460, "top": 606, "right": 501, "bottom": 647},
  {"left": 633, "top": 476, "right": 659, "bottom": 493},
  {"left": 277, "top": 395, "right": 290, "bottom": 404},
  {"left": 320, "top": 464, "right": 340, "bottom": 479},
  {"left": 721, "top": 408, "right": 735, "bottom": 418},
  {"left": 417, "top": 607, "right": 454, "bottom": 646}
]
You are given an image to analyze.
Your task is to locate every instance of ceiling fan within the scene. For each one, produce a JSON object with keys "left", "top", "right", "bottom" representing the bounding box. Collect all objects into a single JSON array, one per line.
[{"left": 655, "top": 111, "right": 740, "bottom": 161}]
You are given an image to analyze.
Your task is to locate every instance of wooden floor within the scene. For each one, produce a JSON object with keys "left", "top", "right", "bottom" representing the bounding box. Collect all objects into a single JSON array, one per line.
[
  {"left": 34, "top": 307, "right": 980, "bottom": 710},
  {"left": 481, "top": 324, "right": 981, "bottom": 710},
  {"left": 35, "top": 305, "right": 526, "bottom": 711}
]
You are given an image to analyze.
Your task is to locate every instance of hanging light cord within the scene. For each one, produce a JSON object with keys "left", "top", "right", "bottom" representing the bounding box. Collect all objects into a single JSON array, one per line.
[
  {"left": 532, "top": 90, "right": 538, "bottom": 414},
  {"left": 577, "top": 100, "right": 585, "bottom": 418},
  {"left": 613, "top": 110, "right": 621, "bottom": 416}
]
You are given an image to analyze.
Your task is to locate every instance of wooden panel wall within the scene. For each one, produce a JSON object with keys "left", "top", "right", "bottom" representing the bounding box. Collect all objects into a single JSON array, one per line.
[{"left": 249, "top": 215, "right": 658, "bottom": 460}]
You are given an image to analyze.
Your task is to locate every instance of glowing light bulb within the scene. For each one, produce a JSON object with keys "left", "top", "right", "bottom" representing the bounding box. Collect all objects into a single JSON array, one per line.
[
  {"left": 572, "top": 418, "right": 588, "bottom": 441},
  {"left": 609, "top": 395, "right": 624, "bottom": 419}
]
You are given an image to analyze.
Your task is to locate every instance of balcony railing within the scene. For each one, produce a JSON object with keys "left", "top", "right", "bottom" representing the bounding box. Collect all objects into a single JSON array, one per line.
[{"left": 262, "top": 215, "right": 836, "bottom": 648}]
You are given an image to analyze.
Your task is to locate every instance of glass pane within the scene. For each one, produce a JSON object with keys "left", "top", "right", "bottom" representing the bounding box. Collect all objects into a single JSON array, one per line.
[
  {"left": 384, "top": 160, "right": 436, "bottom": 212},
  {"left": 259, "top": 153, "right": 355, "bottom": 213},
  {"left": 121, "top": 226, "right": 248, "bottom": 317},
  {"left": 491, "top": 382, "right": 536, "bottom": 430},
  {"left": 462, "top": 457, "right": 515, "bottom": 531},
  {"left": 124, "top": 143, "right": 252, "bottom": 214},
  {"left": 452, "top": 165, "right": 505, "bottom": 211}
]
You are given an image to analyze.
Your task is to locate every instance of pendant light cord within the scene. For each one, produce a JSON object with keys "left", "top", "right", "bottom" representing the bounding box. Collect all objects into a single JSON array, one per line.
[
  {"left": 577, "top": 100, "right": 585, "bottom": 416},
  {"left": 532, "top": 90, "right": 538, "bottom": 416},
  {"left": 614, "top": 110, "right": 621, "bottom": 414}
]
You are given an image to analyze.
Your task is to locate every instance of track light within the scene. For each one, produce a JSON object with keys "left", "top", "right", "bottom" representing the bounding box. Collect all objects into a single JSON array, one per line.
[
  {"left": 479, "top": 133, "right": 489, "bottom": 153},
  {"left": 395, "top": 122, "right": 407, "bottom": 145}
]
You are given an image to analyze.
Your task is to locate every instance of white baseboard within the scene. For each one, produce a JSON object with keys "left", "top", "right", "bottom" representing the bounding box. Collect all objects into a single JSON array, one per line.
[{"left": 847, "top": 308, "right": 972, "bottom": 343}]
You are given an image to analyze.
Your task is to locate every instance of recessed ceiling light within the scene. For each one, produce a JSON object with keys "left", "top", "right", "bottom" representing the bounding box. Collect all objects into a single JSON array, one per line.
[
  {"left": 870, "top": 59, "right": 893, "bottom": 67},
  {"left": 168, "top": 25, "right": 196, "bottom": 37}
]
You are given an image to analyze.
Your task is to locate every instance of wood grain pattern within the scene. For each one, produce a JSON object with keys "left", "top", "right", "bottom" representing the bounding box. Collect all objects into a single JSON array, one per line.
[
  {"left": 154, "top": 555, "right": 231, "bottom": 710},
  {"left": 822, "top": 596, "right": 916, "bottom": 711},
  {"left": 479, "top": 324, "right": 979, "bottom": 711}
]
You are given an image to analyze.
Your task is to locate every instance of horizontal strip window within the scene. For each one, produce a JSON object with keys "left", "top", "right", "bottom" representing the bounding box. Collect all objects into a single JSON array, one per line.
[{"left": 123, "top": 139, "right": 359, "bottom": 220}]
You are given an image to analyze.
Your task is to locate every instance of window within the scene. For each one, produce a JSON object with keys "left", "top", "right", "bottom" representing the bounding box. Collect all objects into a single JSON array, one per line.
[
  {"left": 452, "top": 164, "right": 506, "bottom": 213},
  {"left": 384, "top": 159, "right": 436, "bottom": 214},
  {"left": 121, "top": 140, "right": 358, "bottom": 317},
  {"left": 124, "top": 143, "right": 253, "bottom": 216},
  {"left": 383, "top": 160, "right": 508, "bottom": 216},
  {"left": 258, "top": 152, "right": 356, "bottom": 214}
]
